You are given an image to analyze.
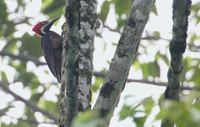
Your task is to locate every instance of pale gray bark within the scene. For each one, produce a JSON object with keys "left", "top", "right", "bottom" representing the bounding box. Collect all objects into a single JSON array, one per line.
[
  {"left": 78, "top": 0, "right": 97, "bottom": 111},
  {"left": 93, "top": 0, "right": 154, "bottom": 126}
]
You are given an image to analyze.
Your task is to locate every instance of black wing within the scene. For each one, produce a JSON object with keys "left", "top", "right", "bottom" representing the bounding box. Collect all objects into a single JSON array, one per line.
[{"left": 41, "top": 31, "right": 62, "bottom": 82}]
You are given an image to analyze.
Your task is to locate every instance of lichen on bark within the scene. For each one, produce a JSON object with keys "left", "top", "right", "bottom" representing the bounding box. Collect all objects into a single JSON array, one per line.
[
  {"left": 93, "top": 0, "right": 154, "bottom": 126},
  {"left": 161, "top": 0, "right": 191, "bottom": 127},
  {"left": 59, "top": 0, "right": 97, "bottom": 126}
]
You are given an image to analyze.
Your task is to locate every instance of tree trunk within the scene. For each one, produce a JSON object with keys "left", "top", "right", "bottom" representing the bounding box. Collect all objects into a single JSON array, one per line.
[{"left": 59, "top": 0, "right": 97, "bottom": 127}]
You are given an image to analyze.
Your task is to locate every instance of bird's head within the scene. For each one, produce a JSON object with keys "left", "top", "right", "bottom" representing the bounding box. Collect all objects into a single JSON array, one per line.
[
  {"left": 32, "top": 17, "right": 60, "bottom": 37},
  {"left": 32, "top": 21, "right": 48, "bottom": 36}
]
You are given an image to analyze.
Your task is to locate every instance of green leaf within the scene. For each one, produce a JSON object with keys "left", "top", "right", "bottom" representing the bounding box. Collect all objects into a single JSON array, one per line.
[
  {"left": 14, "top": 121, "right": 29, "bottom": 127},
  {"left": 24, "top": 108, "right": 36, "bottom": 123},
  {"left": 91, "top": 77, "right": 104, "bottom": 92},
  {"left": 31, "top": 92, "right": 45, "bottom": 103},
  {"left": 41, "top": 0, "right": 53, "bottom": 11},
  {"left": 143, "top": 97, "right": 154, "bottom": 115},
  {"left": 120, "top": 97, "right": 154, "bottom": 125},
  {"left": 39, "top": 100, "right": 58, "bottom": 115},
  {"left": 189, "top": 34, "right": 200, "bottom": 43},
  {"left": 134, "top": 116, "right": 147, "bottom": 127},
  {"left": 72, "top": 111, "right": 103, "bottom": 127},
  {"left": 191, "top": 69, "right": 200, "bottom": 86},
  {"left": 1, "top": 71, "right": 8, "bottom": 83},
  {"left": 152, "top": 31, "right": 160, "bottom": 39},
  {"left": 157, "top": 101, "right": 200, "bottom": 127},
  {"left": 133, "top": 59, "right": 141, "bottom": 70},
  {"left": 42, "top": 0, "right": 64, "bottom": 18},
  {"left": 99, "top": 1, "right": 110, "bottom": 22},
  {"left": 141, "top": 61, "right": 160, "bottom": 79},
  {"left": 42, "top": 0, "right": 64, "bottom": 14},
  {"left": 119, "top": 105, "right": 135, "bottom": 121},
  {"left": 117, "top": 17, "right": 126, "bottom": 29},
  {"left": 114, "top": 0, "right": 132, "bottom": 16},
  {"left": 0, "top": 0, "right": 8, "bottom": 23},
  {"left": 191, "top": 2, "right": 200, "bottom": 12}
]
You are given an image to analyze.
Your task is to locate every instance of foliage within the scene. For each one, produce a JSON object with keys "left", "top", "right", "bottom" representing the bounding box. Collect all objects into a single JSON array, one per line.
[
  {"left": 119, "top": 97, "right": 154, "bottom": 127},
  {"left": 72, "top": 110, "right": 103, "bottom": 127},
  {"left": 0, "top": 0, "right": 199, "bottom": 127},
  {"left": 157, "top": 99, "right": 200, "bottom": 127}
]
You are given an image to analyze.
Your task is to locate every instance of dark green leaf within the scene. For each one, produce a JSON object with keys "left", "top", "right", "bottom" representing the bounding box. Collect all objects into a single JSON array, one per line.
[
  {"left": 40, "top": 100, "right": 58, "bottom": 115},
  {"left": 114, "top": 0, "right": 132, "bottom": 16},
  {"left": 31, "top": 91, "right": 45, "bottom": 103},
  {"left": 72, "top": 111, "right": 103, "bottom": 127},
  {"left": 1, "top": 71, "right": 8, "bottom": 83},
  {"left": 134, "top": 116, "right": 146, "bottom": 127},
  {"left": 42, "top": 0, "right": 64, "bottom": 14},
  {"left": 99, "top": 1, "right": 110, "bottom": 22},
  {"left": 0, "top": 0, "right": 8, "bottom": 23}
]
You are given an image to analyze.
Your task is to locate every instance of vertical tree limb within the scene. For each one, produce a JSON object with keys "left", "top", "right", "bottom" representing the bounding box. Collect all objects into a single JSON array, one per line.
[
  {"left": 61, "top": 0, "right": 80, "bottom": 126},
  {"left": 93, "top": 0, "right": 153, "bottom": 126},
  {"left": 161, "top": 0, "right": 191, "bottom": 127},
  {"left": 59, "top": 0, "right": 97, "bottom": 126},
  {"left": 78, "top": 0, "right": 97, "bottom": 111}
]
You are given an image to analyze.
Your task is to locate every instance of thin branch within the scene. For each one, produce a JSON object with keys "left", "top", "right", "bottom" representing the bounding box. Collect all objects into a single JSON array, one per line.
[
  {"left": 128, "top": 79, "right": 200, "bottom": 91},
  {"left": 101, "top": 24, "right": 171, "bottom": 42},
  {"left": 93, "top": 71, "right": 200, "bottom": 91},
  {"left": 5, "top": 114, "right": 56, "bottom": 125},
  {"left": 0, "top": 51, "right": 46, "bottom": 66},
  {"left": 141, "top": 36, "right": 170, "bottom": 41},
  {"left": 0, "top": 82, "right": 58, "bottom": 122},
  {"left": 103, "top": 24, "right": 121, "bottom": 34}
]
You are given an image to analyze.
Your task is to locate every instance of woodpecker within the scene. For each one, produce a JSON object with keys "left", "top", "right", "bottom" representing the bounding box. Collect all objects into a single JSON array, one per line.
[{"left": 32, "top": 17, "right": 62, "bottom": 83}]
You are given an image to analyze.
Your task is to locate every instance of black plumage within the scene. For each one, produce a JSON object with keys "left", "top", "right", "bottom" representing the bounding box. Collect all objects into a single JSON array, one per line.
[
  {"left": 41, "top": 31, "right": 62, "bottom": 82},
  {"left": 32, "top": 17, "right": 62, "bottom": 82}
]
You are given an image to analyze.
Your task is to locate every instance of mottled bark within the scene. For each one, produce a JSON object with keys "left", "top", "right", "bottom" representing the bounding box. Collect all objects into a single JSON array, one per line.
[
  {"left": 78, "top": 0, "right": 97, "bottom": 111},
  {"left": 59, "top": 0, "right": 97, "bottom": 127},
  {"left": 161, "top": 0, "right": 191, "bottom": 127},
  {"left": 93, "top": 0, "right": 153, "bottom": 126},
  {"left": 62, "top": 0, "right": 80, "bottom": 126}
]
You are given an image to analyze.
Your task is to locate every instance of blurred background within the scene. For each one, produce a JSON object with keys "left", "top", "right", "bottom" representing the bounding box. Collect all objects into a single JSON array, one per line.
[{"left": 0, "top": 0, "right": 200, "bottom": 127}]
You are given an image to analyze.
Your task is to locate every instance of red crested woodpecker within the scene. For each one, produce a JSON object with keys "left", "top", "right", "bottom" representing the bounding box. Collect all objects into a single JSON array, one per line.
[{"left": 32, "top": 17, "right": 62, "bottom": 83}]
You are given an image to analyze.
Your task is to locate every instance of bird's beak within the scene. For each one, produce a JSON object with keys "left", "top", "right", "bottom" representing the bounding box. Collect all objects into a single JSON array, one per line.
[
  {"left": 42, "top": 16, "right": 60, "bottom": 34},
  {"left": 46, "top": 16, "right": 60, "bottom": 28}
]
